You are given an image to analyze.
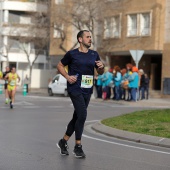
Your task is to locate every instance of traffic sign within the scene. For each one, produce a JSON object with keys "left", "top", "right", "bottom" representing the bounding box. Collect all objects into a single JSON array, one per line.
[{"left": 129, "top": 50, "right": 144, "bottom": 68}]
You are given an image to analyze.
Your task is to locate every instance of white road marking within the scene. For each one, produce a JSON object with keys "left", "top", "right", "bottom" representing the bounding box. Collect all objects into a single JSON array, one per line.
[
  {"left": 22, "top": 106, "right": 40, "bottom": 109},
  {"left": 82, "top": 134, "right": 170, "bottom": 155},
  {"left": 159, "top": 138, "right": 165, "bottom": 142},
  {"left": 15, "top": 101, "right": 34, "bottom": 105},
  {"left": 47, "top": 106, "right": 64, "bottom": 108},
  {"left": 27, "top": 96, "right": 70, "bottom": 101}
]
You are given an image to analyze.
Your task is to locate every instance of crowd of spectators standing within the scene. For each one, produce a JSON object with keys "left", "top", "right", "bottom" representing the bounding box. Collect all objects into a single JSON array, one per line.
[{"left": 94, "top": 63, "right": 150, "bottom": 102}]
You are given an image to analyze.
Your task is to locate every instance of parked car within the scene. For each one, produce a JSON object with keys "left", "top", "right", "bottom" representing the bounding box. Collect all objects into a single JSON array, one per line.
[{"left": 48, "top": 74, "right": 68, "bottom": 97}]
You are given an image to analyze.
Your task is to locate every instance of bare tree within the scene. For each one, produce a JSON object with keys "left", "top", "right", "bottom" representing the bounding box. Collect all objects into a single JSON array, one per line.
[
  {"left": 0, "top": 41, "right": 12, "bottom": 65},
  {"left": 51, "top": 0, "right": 108, "bottom": 52},
  {"left": 14, "top": 0, "right": 50, "bottom": 87}
]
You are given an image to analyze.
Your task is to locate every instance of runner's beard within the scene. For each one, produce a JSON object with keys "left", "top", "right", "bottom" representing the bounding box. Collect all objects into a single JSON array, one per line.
[{"left": 82, "top": 42, "right": 91, "bottom": 49}]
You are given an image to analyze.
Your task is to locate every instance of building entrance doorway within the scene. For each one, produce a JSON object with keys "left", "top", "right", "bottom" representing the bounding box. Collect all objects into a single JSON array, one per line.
[
  {"left": 150, "top": 56, "right": 162, "bottom": 90},
  {"left": 9, "top": 62, "right": 16, "bottom": 69}
]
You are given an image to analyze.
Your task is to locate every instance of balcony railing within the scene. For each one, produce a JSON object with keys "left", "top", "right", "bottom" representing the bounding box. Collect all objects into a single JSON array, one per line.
[
  {"left": 1, "top": 1, "right": 47, "bottom": 13},
  {"left": 9, "top": 0, "right": 36, "bottom": 2}
]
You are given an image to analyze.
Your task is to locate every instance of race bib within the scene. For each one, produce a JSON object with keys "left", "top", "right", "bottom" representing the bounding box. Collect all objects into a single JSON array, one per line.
[{"left": 81, "top": 75, "right": 93, "bottom": 88}]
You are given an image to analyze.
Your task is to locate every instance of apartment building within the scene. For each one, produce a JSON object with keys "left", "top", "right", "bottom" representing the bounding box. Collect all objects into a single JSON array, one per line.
[
  {"left": 0, "top": 0, "right": 52, "bottom": 88},
  {"left": 50, "top": 0, "right": 170, "bottom": 95},
  {"left": 100, "top": 0, "right": 170, "bottom": 95}
]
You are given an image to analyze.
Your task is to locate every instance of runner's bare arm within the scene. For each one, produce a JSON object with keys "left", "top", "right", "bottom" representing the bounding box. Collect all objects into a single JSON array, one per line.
[
  {"left": 17, "top": 74, "right": 21, "bottom": 83},
  {"left": 4, "top": 73, "right": 9, "bottom": 80},
  {"left": 57, "top": 61, "right": 77, "bottom": 84}
]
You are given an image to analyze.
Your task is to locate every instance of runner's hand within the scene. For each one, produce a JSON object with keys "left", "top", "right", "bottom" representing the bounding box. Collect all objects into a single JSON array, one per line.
[
  {"left": 66, "top": 75, "right": 77, "bottom": 84},
  {"left": 95, "top": 61, "right": 104, "bottom": 69}
]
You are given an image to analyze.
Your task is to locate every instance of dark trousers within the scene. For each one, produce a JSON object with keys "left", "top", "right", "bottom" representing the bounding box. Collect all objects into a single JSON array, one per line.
[
  {"left": 107, "top": 86, "right": 111, "bottom": 99},
  {"left": 26, "top": 84, "right": 29, "bottom": 93},
  {"left": 131, "top": 88, "right": 137, "bottom": 101},
  {"left": 114, "top": 85, "right": 121, "bottom": 100},
  {"left": 112, "top": 87, "right": 116, "bottom": 99},
  {"left": 139, "top": 86, "right": 145, "bottom": 99},
  {"left": 96, "top": 85, "right": 102, "bottom": 98},
  {"left": 121, "top": 88, "right": 126, "bottom": 100},
  {"left": 144, "top": 86, "right": 149, "bottom": 99},
  {"left": 65, "top": 92, "right": 91, "bottom": 140}
]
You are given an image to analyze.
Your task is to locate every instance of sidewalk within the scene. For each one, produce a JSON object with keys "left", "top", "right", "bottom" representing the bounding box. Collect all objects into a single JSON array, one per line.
[
  {"left": 17, "top": 87, "right": 48, "bottom": 96},
  {"left": 91, "top": 98, "right": 170, "bottom": 108}
]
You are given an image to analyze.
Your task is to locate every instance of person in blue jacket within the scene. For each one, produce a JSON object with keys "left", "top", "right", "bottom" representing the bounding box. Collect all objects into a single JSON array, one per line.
[
  {"left": 102, "top": 67, "right": 112, "bottom": 99},
  {"left": 125, "top": 63, "right": 133, "bottom": 101},
  {"left": 112, "top": 66, "right": 122, "bottom": 100},
  {"left": 128, "top": 66, "right": 139, "bottom": 101},
  {"left": 120, "top": 68, "right": 127, "bottom": 100},
  {"left": 96, "top": 74, "right": 103, "bottom": 98}
]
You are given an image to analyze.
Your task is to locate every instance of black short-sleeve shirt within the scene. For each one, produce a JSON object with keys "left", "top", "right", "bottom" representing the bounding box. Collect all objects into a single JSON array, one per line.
[{"left": 61, "top": 48, "right": 100, "bottom": 94}]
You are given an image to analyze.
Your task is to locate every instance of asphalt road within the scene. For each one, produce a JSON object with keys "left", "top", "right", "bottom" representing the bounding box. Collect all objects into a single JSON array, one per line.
[{"left": 0, "top": 94, "right": 170, "bottom": 170}]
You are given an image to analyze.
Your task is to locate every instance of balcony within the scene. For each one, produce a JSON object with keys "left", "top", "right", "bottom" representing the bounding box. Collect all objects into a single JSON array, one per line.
[
  {"left": 1, "top": 0, "right": 47, "bottom": 13},
  {"left": 1, "top": 23, "right": 47, "bottom": 38}
]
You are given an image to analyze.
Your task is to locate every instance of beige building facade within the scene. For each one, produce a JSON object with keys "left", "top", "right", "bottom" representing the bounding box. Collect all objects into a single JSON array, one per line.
[
  {"left": 50, "top": 0, "right": 170, "bottom": 96},
  {"left": 100, "top": 0, "right": 170, "bottom": 95},
  {"left": 49, "top": 0, "right": 75, "bottom": 69}
]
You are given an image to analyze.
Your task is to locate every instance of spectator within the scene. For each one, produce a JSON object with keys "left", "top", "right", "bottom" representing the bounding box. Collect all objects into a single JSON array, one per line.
[
  {"left": 144, "top": 73, "right": 150, "bottom": 99},
  {"left": 120, "top": 68, "right": 127, "bottom": 100},
  {"left": 138, "top": 69, "right": 145, "bottom": 100},
  {"left": 24, "top": 75, "right": 30, "bottom": 93},
  {"left": 102, "top": 67, "right": 112, "bottom": 100},
  {"left": 125, "top": 63, "right": 133, "bottom": 101},
  {"left": 112, "top": 66, "right": 122, "bottom": 101},
  {"left": 95, "top": 74, "right": 103, "bottom": 98},
  {"left": 128, "top": 66, "right": 139, "bottom": 102}
]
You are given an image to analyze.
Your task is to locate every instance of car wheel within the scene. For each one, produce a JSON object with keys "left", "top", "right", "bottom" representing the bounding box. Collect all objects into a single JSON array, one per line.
[
  {"left": 64, "top": 89, "right": 68, "bottom": 97},
  {"left": 48, "top": 88, "right": 53, "bottom": 96}
]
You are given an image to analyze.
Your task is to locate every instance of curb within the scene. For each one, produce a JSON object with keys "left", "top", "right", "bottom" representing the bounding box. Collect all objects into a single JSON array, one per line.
[
  {"left": 92, "top": 99, "right": 170, "bottom": 108},
  {"left": 92, "top": 121, "right": 170, "bottom": 148}
]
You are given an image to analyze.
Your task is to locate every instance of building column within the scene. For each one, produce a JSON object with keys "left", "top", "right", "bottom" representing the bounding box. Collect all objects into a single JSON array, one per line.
[
  {"left": 4, "top": 10, "right": 8, "bottom": 23},
  {"left": 162, "top": 0, "right": 170, "bottom": 95}
]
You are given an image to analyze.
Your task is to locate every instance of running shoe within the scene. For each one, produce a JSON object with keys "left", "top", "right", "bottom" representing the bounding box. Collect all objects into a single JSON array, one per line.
[
  {"left": 5, "top": 100, "right": 8, "bottom": 104},
  {"left": 10, "top": 101, "right": 13, "bottom": 109},
  {"left": 56, "top": 139, "right": 69, "bottom": 155},
  {"left": 73, "top": 144, "right": 86, "bottom": 158}
]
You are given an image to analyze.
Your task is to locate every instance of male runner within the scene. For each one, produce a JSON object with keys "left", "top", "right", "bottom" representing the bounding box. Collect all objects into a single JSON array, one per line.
[{"left": 57, "top": 30, "right": 104, "bottom": 158}]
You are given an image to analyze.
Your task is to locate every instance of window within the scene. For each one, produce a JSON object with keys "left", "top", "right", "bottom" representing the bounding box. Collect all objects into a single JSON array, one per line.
[
  {"left": 104, "top": 18, "right": 111, "bottom": 38},
  {"left": 53, "top": 24, "right": 64, "bottom": 38},
  {"left": 55, "top": 0, "right": 64, "bottom": 4},
  {"left": 140, "top": 13, "right": 150, "bottom": 36},
  {"left": 9, "top": 38, "right": 20, "bottom": 49},
  {"left": 112, "top": 16, "right": 120, "bottom": 37},
  {"left": 127, "top": 12, "right": 151, "bottom": 37},
  {"left": 127, "top": 14, "right": 138, "bottom": 36},
  {"left": 18, "top": 63, "right": 29, "bottom": 70},
  {"left": 104, "top": 15, "right": 121, "bottom": 39}
]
